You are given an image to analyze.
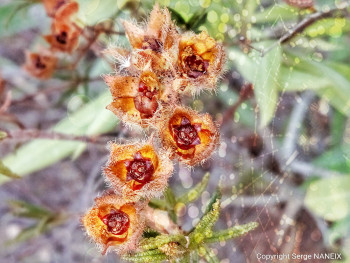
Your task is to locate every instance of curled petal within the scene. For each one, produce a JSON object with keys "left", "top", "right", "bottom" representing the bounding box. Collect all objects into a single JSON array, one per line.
[
  {"left": 104, "top": 141, "right": 173, "bottom": 202},
  {"left": 147, "top": 3, "right": 171, "bottom": 39},
  {"left": 103, "top": 75, "right": 139, "bottom": 98},
  {"left": 122, "top": 20, "right": 145, "bottom": 49},
  {"left": 82, "top": 193, "right": 145, "bottom": 255},
  {"left": 159, "top": 106, "right": 220, "bottom": 166}
]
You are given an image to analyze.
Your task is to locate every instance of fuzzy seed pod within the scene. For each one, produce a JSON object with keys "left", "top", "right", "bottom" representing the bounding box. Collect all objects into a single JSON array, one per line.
[
  {"left": 104, "top": 140, "right": 173, "bottom": 202},
  {"left": 44, "top": 1, "right": 80, "bottom": 53},
  {"left": 284, "top": 0, "right": 314, "bottom": 8},
  {"left": 174, "top": 31, "right": 226, "bottom": 95},
  {"left": 104, "top": 69, "right": 177, "bottom": 128},
  {"left": 23, "top": 49, "right": 57, "bottom": 79},
  {"left": 121, "top": 4, "right": 180, "bottom": 73},
  {"left": 158, "top": 106, "right": 220, "bottom": 166},
  {"left": 82, "top": 193, "right": 145, "bottom": 255}
]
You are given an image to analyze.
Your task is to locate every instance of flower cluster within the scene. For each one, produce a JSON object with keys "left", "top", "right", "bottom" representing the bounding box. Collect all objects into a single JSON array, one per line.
[
  {"left": 23, "top": 0, "right": 81, "bottom": 79},
  {"left": 82, "top": 4, "right": 225, "bottom": 255}
]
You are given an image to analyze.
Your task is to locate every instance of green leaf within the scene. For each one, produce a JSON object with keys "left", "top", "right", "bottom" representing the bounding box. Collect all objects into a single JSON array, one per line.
[
  {"left": 189, "top": 195, "right": 221, "bottom": 246},
  {"left": 330, "top": 109, "right": 346, "bottom": 146},
  {"left": 168, "top": 7, "right": 187, "bottom": 28},
  {"left": 204, "top": 222, "right": 258, "bottom": 243},
  {"left": 164, "top": 187, "right": 177, "bottom": 223},
  {"left": 76, "top": 0, "right": 120, "bottom": 25},
  {"left": 139, "top": 234, "right": 187, "bottom": 250},
  {"left": 148, "top": 199, "right": 167, "bottom": 210},
  {"left": 229, "top": 46, "right": 281, "bottom": 127},
  {"left": 1, "top": 92, "right": 118, "bottom": 184},
  {"left": 305, "top": 176, "right": 350, "bottom": 221},
  {"left": 253, "top": 44, "right": 281, "bottom": 127},
  {"left": 187, "top": 9, "right": 207, "bottom": 31},
  {"left": 280, "top": 55, "right": 350, "bottom": 117},
  {"left": 177, "top": 172, "right": 210, "bottom": 204},
  {"left": 0, "top": 160, "right": 20, "bottom": 179},
  {"left": 123, "top": 249, "right": 168, "bottom": 263},
  {"left": 254, "top": 4, "right": 305, "bottom": 24},
  {"left": 312, "top": 146, "right": 350, "bottom": 174},
  {"left": 198, "top": 245, "right": 220, "bottom": 263},
  {"left": 0, "top": 1, "right": 41, "bottom": 37},
  {"left": 329, "top": 215, "right": 350, "bottom": 245},
  {"left": 142, "top": 228, "right": 160, "bottom": 238},
  {"left": 8, "top": 200, "right": 53, "bottom": 219}
]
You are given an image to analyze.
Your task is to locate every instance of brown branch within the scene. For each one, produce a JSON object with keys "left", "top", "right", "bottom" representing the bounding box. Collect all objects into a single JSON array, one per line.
[
  {"left": 257, "top": 1, "right": 350, "bottom": 56},
  {"left": 220, "top": 83, "right": 254, "bottom": 126},
  {"left": 2, "top": 129, "right": 117, "bottom": 145}
]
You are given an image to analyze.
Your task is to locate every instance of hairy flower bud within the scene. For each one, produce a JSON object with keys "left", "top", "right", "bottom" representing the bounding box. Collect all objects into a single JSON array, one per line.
[
  {"left": 175, "top": 31, "right": 225, "bottom": 94},
  {"left": 82, "top": 193, "right": 145, "bottom": 255},
  {"left": 44, "top": 1, "right": 80, "bottom": 53},
  {"left": 104, "top": 140, "right": 173, "bottom": 201},
  {"left": 121, "top": 4, "right": 179, "bottom": 73},
  {"left": 159, "top": 106, "right": 220, "bottom": 166},
  {"left": 105, "top": 70, "right": 176, "bottom": 127},
  {"left": 23, "top": 49, "right": 57, "bottom": 79}
]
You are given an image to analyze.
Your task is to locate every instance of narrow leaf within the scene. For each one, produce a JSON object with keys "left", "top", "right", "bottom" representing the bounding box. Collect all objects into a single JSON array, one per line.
[
  {"left": 177, "top": 172, "right": 210, "bottom": 204},
  {"left": 122, "top": 249, "right": 168, "bottom": 263},
  {"left": 8, "top": 200, "right": 53, "bottom": 219},
  {"left": 139, "top": 234, "right": 187, "bottom": 250},
  {"left": 253, "top": 44, "right": 281, "bottom": 126},
  {"left": 0, "top": 160, "right": 20, "bottom": 179},
  {"left": 198, "top": 246, "right": 220, "bottom": 263},
  {"left": 189, "top": 197, "right": 221, "bottom": 246},
  {"left": 204, "top": 222, "right": 259, "bottom": 243}
]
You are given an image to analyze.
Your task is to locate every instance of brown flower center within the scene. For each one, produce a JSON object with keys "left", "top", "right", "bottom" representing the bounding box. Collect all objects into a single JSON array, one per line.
[
  {"left": 56, "top": 31, "right": 68, "bottom": 44},
  {"left": 35, "top": 57, "right": 46, "bottom": 69},
  {"left": 101, "top": 209, "right": 130, "bottom": 235},
  {"left": 184, "top": 54, "right": 209, "bottom": 78},
  {"left": 142, "top": 36, "right": 162, "bottom": 52},
  {"left": 133, "top": 81, "right": 159, "bottom": 118},
  {"left": 124, "top": 152, "right": 154, "bottom": 184},
  {"left": 172, "top": 117, "right": 201, "bottom": 150}
]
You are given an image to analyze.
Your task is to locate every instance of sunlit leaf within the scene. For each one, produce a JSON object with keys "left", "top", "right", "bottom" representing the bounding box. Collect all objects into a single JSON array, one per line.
[
  {"left": 8, "top": 200, "right": 53, "bottom": 219},
  {"left": 204, "top": 222, "right": 258, "bottom": 243},
  {"left": 1, "top": 92, "right": 118, "bottom": 184},
  {"left": 123, "top": 249, "right": 168, "bottom": 263},
  {"left": 305, "top": 176, "right": 350, "bottom": 221},
  {"left": 253, "top": 44, "right": 282, "bottom": 127},
  {"left": 0, "top": 160, "right": 20, "bottom": 179},
  {"left": 177, "top": 172, "right": 210, "bottom": 204}
]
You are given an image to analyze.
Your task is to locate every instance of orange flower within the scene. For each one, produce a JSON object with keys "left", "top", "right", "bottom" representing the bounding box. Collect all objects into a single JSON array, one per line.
[
  {"left": 159, "top": 106, "right": 219, "bottom": 166},
  {"left": 82, "top": 192, "right": 145, "bottom": 255},
  {"left": 23, "top": 50, "right": 57, "bottom": 79},
  {"left": 122, "top": 4, "right": 179, "bottom": 73},
  {"left": 44, "top": 1, "right": 80, "bottom": 53},
  {"left": 104, "top": 70, "right": 176, "bottom": 127},
  {"left": 42, "top": 0, "right": 71, "bottom": 17},
  {"left": 104, "top": 140, "right": 173, "bottom": 202},
  {"left": 175, "top": 31, "right": 225, "bottom": 94}
]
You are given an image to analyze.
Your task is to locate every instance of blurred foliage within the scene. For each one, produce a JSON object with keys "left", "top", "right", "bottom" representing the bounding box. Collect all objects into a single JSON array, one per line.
[{"left": 1, "top": 0, "right": 350, "bottom": 261}]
